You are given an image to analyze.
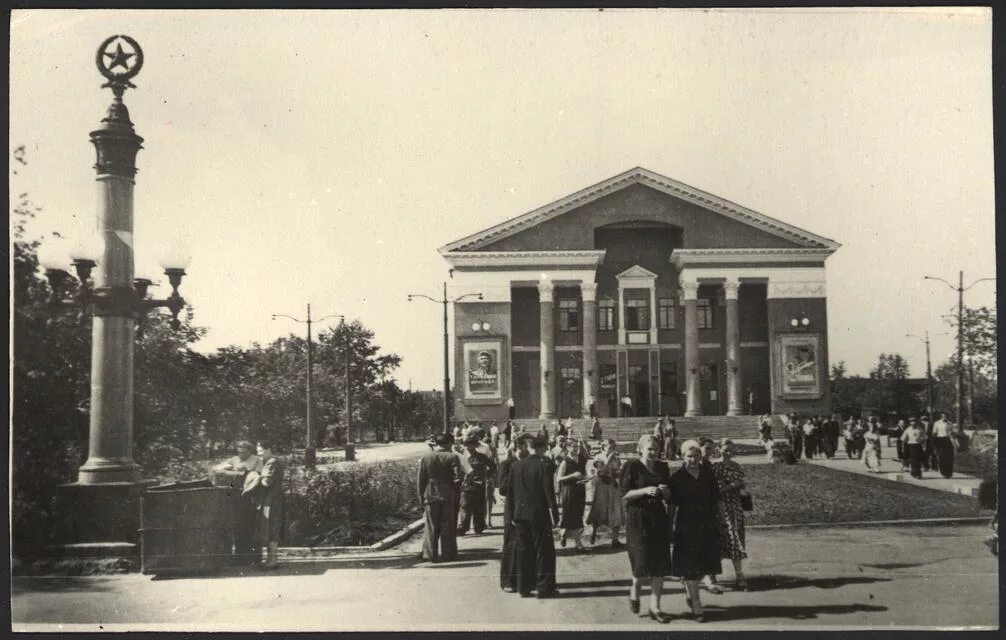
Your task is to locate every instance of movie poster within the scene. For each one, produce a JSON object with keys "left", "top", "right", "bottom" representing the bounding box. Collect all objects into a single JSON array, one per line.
[
  {"left": 463, "top": 339, "right": 503, "bottom": 401},
  {"left": 779, "top": 334, "right": 821, "bottom": 397}
]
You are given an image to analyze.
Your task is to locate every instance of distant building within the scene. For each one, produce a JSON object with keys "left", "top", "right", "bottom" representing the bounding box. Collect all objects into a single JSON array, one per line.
[{"left": 440, "top": 168, "right": 840, "bottom": 421}]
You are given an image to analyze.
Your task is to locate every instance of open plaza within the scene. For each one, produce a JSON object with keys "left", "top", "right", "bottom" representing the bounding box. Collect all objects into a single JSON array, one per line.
[{"left": 9, "top": 8, "right": 998, "bottom": 633}]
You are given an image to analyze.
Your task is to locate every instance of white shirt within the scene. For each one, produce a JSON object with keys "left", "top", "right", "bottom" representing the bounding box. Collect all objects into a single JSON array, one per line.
[{"left": 932, "top": 419, "right": 954, "bottom": 438}]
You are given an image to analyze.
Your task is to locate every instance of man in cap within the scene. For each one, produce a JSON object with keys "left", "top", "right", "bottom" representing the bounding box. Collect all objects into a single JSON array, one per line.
[
  {"left": 457, "top": 432, "right": 495, "bottom": 535},
  {"left": 417, "top": 433, "right": 465, "bottom": 562},
  {"left": 509, "top": 432, "right": 561, "bottom": 598}
]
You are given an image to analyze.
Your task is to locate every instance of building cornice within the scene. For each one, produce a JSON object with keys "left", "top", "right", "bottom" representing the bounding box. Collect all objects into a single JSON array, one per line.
[
  {"left": 438, "top": 167, "right": 842, "bottom": 253},
  {"left": 670, "top": 248, "right": 836, "bottom": 268},
  {"left": 442, "top": 250, "right": 606, "bottom": 268}
]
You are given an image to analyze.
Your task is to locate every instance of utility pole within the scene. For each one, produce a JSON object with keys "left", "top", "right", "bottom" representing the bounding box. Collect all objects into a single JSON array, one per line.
[
  {"left": 923, "top": 271, "right": 994, "bottom": 432},
  {"left": 907, "top": 331, "right": 936, "bottom": 426},
  {"left": 343, "top": 318, "right": 355, "bottom": 461},
  {"left": 407, "top": 282, "right": 482, "bottom": 433},
  {"left": 273, "top": 305, "right": 342, "bottom": 467}
]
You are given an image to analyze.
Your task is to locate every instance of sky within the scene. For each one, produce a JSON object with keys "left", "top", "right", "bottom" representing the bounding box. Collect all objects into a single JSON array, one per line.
[{"left": 10, "top": 8, "right": 996, "bottom": 390}]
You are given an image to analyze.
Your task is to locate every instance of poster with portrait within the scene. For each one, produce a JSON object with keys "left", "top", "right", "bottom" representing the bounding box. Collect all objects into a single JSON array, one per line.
[
  {"left": 778, "top": 334, "right": 822, "bottom": 397},
  {"left": 463, "top": 339, "right": 503, "bottom": 402}
]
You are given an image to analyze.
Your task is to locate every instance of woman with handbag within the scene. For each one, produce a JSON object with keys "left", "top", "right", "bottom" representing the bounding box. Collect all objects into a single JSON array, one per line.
[
  {"left": 585, "top": 438, "right": 625, "bottom": 548},
  {"left": 709, "top": 439, "right": 749, "bottom": 591}
]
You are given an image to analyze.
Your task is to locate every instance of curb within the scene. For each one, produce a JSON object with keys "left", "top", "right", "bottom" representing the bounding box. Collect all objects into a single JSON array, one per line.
[
  {"left": 280, "top": 517, "right": 424, "bottom": 558},
  {"left": 749, "top": 516, "right": 991, "bottom": 530}
]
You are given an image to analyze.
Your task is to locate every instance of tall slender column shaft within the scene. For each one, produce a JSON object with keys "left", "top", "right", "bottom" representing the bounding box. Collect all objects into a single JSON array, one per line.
[
  {"left": 581, "top": 282, "right": 598, "bottom": 418},
  {"left": 682, "top": 280, "right": 701, "bottom": 417},
  {"left": 538, "top": 281, "right": 556, "bottom": 419},
  {"left": 724, "top": 279, "right": 742, "bottom": 416},
  {"left": 78, "top": 97, "right": 144, "bottom": 484}
]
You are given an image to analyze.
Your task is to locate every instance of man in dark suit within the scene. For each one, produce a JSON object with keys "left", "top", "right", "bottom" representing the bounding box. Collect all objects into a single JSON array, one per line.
[
  {"left": 509, "top": 433, "right": 561, "bottom": 598},
  {"left": 417, "top": 433, "right": 464, "bottom": 562}
]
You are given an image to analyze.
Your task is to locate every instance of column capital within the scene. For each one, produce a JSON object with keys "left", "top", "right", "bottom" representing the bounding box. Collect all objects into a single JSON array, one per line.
[
  {"left": 680, "top": 280, "right": 699, "bottom": 301},
  {"left": 580, "top": 281, "right": 597, "bottom": 302},
  {"left": 538, "top": 280, "right": 554, "bottom": 303},
  {"left": 724, "top": 279, "right": 740, "bottom": 301}
]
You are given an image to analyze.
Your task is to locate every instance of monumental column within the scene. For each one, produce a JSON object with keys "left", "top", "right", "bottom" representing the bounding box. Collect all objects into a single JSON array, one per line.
[
  {"left": 538, "top": 280, "right": 556, "bottom": 419},
  {"left": 724, "top": 278, "right": 742, "bottom": 416},
  {"left": 682, "top": 279, "right": 701, "bottom": 417},
  {"left": 581, "top": 282, "right": 598, "bottom": 418}
]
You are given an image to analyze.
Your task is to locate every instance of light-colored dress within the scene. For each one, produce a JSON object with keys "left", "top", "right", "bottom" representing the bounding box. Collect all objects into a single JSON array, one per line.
[
  {"left": 586, "top": 451, "right": 625, "bottom": 529},
  {"left": 863, "top": 431, "right": 882, "bottom": 471}
]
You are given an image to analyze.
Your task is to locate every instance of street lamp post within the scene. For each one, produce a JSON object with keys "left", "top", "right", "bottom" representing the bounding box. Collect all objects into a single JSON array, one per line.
[
  {"left": 38, "top": 35, "right": 193, "bottom": 556},
  {"left": 924, "top": 271, "right": 994, "bottom": 430},
  {"left": 906, "top": 331, "right": 938, "bottom": 425},
  {"left": 407, "top": 282, "right": 482, "bottom": 433},
  {"left": 272, "top": 305, "right": 342, "bottom": 468}
]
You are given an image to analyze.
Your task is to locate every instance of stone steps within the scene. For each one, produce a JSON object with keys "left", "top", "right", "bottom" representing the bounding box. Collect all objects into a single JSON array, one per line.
[{"left": 561, "top": 416, "right": 761, "bottom": 443}]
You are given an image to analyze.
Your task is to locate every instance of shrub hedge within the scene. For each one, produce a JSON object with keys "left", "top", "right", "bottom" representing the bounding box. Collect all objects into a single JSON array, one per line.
[{"left": 284, "top": 458, "right": 422, "bottom": 547}]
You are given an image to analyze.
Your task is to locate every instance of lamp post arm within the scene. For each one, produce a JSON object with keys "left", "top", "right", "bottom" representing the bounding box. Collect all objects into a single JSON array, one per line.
[
  {"left": 923, "top": 275, "right": 957, "bottom": 292},
  {"left": 964, "top": 277, "right": 996, "bottom": 292},
  {"left": 407, "top": 294, "right": 442, "bottom": 304}
]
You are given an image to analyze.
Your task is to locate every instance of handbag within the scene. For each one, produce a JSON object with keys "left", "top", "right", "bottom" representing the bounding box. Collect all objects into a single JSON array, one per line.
[{"left": 740, "top": 490, "right": 753, "bottom": 512}]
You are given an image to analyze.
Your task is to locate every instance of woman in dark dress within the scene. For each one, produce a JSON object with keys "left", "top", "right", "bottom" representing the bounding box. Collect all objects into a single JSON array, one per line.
[
  {"left": 668, "top": 440, "right": 722, "bottom": 622},
  {"left": 557, "top": 438, "right": 589, "bottom": 551},
  {"left": 621, "top": 434, "right": 673, "bottom": 623},
  {"left": 498, "top": 440, "right": 527, "bottom": 592}
]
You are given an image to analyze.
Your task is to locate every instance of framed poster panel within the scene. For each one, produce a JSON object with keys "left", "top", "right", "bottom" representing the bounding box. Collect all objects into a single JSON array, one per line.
[
  {"left": 461, "top": 337, "right": 506, "bottom": 405},
  {"left": 777, "top": 333, "right": 823, "bottom": 398}
]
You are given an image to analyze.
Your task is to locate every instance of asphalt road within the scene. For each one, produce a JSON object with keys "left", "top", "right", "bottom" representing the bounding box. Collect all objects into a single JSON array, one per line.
[{"left": 13, "top": 521, "right": 997, "bottom": 631}]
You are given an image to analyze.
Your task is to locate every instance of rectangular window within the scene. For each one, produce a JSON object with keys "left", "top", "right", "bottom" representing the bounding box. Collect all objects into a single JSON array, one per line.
[
  {"left": 599, "top": 363, "right": 617, "bottom": 389},
  {"left": 658, "top": 297, "right": 676, "bottom": 329},
  {"left": 558, "top": 299, "right": 579, "bottom": 332},
  {"left": 598, "top": 298, "right": 615, "bottom": 331},
  {"left": 625, "top": 298, "right": 650, "bottom": 331},
  {"left": 698, "top": 298, "right": 714, "bottom": 329}
]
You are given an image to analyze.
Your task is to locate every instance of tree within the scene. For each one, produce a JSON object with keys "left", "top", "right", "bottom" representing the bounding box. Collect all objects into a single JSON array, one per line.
[
  {"left": 829, "top": 360, "right": 865, "bottom": 418},
  {"left": 862, "top": 353, "right": 918, "bottom": 418}
]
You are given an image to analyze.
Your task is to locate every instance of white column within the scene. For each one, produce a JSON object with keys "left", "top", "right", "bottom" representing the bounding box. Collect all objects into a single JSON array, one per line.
[
  {"left": 581, "top": 282, "right": 598, "bottom": 417},
  {"left": 682, "top": 278, "right": 701, "bottom": 417},
  {"left": 724, "top": 278, "right": 742, "bottom": 416},
  {"left": 538, "top": 280, "right": 556, "bottom": 419},
  {"left": 649, "top": 282, "right": 658, "bottom": 344},
  {"left": 617, "top": 284, "right": 626, "bottom": 345}
]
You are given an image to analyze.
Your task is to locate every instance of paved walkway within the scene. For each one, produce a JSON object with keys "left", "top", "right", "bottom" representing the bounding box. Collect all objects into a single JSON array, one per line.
[{"left": 13, "top": 518, "right": 996, "bottom": 631}]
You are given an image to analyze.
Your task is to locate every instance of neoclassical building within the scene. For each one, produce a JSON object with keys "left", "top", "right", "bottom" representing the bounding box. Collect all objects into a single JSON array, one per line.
[{"left": 439, "top": 168, "right": 840, "bottom": 422}]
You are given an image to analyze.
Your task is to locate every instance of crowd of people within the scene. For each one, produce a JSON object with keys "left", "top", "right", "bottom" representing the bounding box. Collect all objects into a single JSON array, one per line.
[
  {"left": 759, "top": 411, "right": 960, "bottom": 479},
  {"left": 416, "top": 416, "right": 750, "bottom": 623}
]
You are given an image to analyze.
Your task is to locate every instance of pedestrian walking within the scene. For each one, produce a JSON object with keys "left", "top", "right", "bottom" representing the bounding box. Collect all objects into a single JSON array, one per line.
[
  {"left": 621, "top": 393, "right": 633, "bottom": 417},
  {"left": 586, "top": 438, "right": 625, "bottom": 547},
  {"left": 590, "top": 416, "right": 603, "bottom": 442},
  {"left": 417, "top": 433, "right": 464, "bottom": 562},
  {"left": 711, "top": 439, "right": 749, "bottom": 591},
  {"left": 863, "top": 421, "right": 883, "bottom": 472},
  {"left": 556, "top": 437, "right": 589, "bottom": 551},
  {"left": 900, "top": 418, "right": 927, "bottom": 479},
  {"left": 802, "top": 418, "right": 818, "bottom": 459},
  {"left": 788, "top": 415, "right": 804, "bottom": 459},
  {"left": 621, "top": 434, "right": 673, "bottom": 623},
  {"left": 663, "top": 419, "right": 679, "bottom": 462},
  {"left": 931, "top": 413, "right": 957, "bottom": 478},
  {"left": 510, "top": 433, "right": 561, "bottom": 598},
  {"left": 668, "top": 440, "right": 722, "bottom": 622},
  {"left": 497, "top": 439, "right": 527, "bottom": 591}
]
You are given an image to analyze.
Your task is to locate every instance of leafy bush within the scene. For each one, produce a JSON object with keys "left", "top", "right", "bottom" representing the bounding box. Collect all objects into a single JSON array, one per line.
[
  {"left": 957, "top": 431, "right": 998, "bottom": 480},
  {"left": 285, "top": 459, "right": 421, "bottom": 547}
]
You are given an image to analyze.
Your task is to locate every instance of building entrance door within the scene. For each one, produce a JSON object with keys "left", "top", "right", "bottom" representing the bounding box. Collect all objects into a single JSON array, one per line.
[
  {"left": 629, "top": 365, "right": 650, "bottom": 417},
  {"left": 558, "top": 366, "right": 582, "bottom": 419},
  {"left": 512, "top": 354, "right": 540, "bottom": 419},
  {"left": 699, "top": 363, "right": 721, "bottom": 415},
  {"left": 659, "top": 361, "right": 679, "bottom": 416}
]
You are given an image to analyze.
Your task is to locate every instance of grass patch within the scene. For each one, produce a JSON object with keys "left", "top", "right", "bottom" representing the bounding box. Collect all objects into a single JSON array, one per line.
[{"left": 744, "top": 463, "right": 993, "bottom": 526}]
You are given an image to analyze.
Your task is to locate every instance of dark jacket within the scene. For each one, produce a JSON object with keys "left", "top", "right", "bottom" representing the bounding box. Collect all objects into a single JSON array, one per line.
[
  {"left": 509, "top": 454, "right": 559, "bottom": 524},
  {"left": 417, "top": 449, "right": 464, "bottom": 504}
]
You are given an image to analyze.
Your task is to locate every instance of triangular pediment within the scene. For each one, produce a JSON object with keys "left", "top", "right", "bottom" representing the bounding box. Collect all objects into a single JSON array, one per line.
[
  {"left": 616, "top": 265, "right": 658, "bottom": 280},
  {"left": 439, "top": 167, "right": 840, "bottom": 254}
]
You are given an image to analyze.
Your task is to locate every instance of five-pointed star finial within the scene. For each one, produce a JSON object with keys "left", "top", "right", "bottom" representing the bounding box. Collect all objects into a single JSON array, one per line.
[{"left": 103, "top": 42, "right": 134, "bottom": 71}]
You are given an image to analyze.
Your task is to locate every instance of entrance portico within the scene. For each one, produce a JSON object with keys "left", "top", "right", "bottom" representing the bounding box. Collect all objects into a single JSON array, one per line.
[{"left": 439, "top": 167, "right": 840, "bottom": 422}]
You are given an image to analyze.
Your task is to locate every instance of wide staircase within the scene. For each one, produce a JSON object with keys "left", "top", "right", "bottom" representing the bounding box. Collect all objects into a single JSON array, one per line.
[{"left": 566, "top": 416, "right": 760, "bottom": 443}]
